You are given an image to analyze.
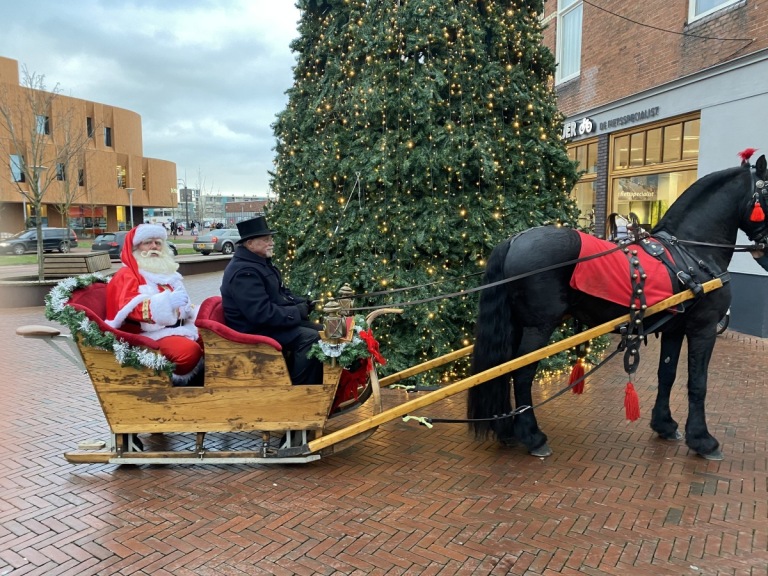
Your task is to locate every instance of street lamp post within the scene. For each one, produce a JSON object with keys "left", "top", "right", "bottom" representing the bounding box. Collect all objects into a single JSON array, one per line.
[{"left": 126, "top": 187, "right": 135, "bottom": 229}]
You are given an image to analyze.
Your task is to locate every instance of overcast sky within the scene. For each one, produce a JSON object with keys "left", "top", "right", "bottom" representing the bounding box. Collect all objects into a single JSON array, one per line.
[{"left": 0, "top": 0, "right": 302, "bottom": 197}]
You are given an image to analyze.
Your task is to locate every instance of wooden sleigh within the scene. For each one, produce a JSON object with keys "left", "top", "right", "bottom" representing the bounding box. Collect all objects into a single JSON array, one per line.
[
  {"left": 19, "top": 276, "right": 721, "bottom": 466},
  {"left": 19, "top": 280, "right": 400, "bottom": 465}
]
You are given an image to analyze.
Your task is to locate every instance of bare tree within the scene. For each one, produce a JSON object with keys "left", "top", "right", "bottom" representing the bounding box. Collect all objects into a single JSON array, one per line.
[
  {"left": 49, "top": 114, "right": 97, "bottom": 243},
  {"left": 0, "top": 66, "right": 93, "bottom": 280}
]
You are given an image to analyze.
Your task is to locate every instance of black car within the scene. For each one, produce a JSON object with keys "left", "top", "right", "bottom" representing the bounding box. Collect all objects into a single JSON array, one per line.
[
  {"left": 0, "top": 228, "right": 79, "bottom": 255},
  {"left": 92, "top": 231, "right": 178, "bottom": 260}
]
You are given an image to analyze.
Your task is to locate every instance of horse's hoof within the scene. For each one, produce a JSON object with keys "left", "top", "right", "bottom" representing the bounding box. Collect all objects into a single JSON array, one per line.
[
  {"left": 660, "top": 430, "right": 683, "bottom": 442},
  {"left": 529, "top": 443, "right": 552, "bottom": 458},
  {"left": 699, "top": 448, "right": 724, "bottom": 461}
]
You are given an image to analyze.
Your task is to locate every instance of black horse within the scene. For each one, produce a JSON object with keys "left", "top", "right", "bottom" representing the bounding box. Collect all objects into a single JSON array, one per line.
[{"left": 468, "top": 153, "right": 768, "bottom": 460}]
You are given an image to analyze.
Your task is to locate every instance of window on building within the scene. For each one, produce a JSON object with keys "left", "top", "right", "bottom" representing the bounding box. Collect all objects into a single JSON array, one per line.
[
  {"left": 567, "top": 138, "right": 597, "bottom": 232},
  {"left": 117, "top": 165, "right": 126, "bottom": 188},
  {"left": 36, "top": 115, "right": 50, "bottom": 135},
  {"left": 104, "top": 126, "right": 112, "bottom": 147},
  {"left": 613, "top": 117, "right": 700, "bottom": 170},
  {"left": 610, "top": 115, "right": 700, "bottom": 229},
  {"left": 78, "top": 169, "right": 85, "bottom": 187},
  {"left": 86, "top": 117, "right": 94, "bottom": 138},
  {"left": 689, "top": 0, "right": 740, "bottom": 21},
  {"left": 556, "top": 0, "right": 583, "bottom": 83},
  {"left": 142, "top": 172, "right": 147, "bottom": 191},
  {"left": 56, "top": 163, "right": 66, "bottom": 181},
  {"left": 10, "top": 154, "right": 25, "bottom": 182}
]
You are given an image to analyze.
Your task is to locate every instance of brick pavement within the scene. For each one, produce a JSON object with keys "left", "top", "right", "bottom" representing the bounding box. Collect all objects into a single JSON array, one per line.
[{"left": 0, "top": 271, "right": 766, "bottom": 575}]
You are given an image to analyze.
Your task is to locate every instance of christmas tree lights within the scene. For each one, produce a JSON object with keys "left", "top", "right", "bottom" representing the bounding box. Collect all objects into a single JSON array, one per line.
[{"left": 269, "top": 0, "right": 584, "bottom": 384}]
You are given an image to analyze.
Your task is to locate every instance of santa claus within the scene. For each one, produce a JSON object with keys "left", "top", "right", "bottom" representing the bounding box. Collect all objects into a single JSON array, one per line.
[{"left": 106, "top": 223, "right": 203, "bottom": 385}]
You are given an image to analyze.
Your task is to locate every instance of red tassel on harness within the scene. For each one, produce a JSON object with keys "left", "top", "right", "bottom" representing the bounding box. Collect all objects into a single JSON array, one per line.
[
  {"left": 750, "top": 198, "right": 765, "bottom": 222},
  {"left": 569, "top": 358, "right": 585, "bottom": 394},
  {"left": 624, "top": 382, "right": 641, "bottom": 421}
]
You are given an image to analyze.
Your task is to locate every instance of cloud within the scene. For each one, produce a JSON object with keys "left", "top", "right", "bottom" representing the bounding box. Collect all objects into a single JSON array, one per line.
[{"left": 0, "top": 0, "right": 300, "bottom": 195}]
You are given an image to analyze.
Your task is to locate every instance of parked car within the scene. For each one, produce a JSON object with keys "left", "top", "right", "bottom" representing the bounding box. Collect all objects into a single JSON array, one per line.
[
  {"left": 0, "top": 227, "right": 78, "bottom": 255},
  {"left": 192, "top": 228, "right": 240, "bottom": 255},
  {"left": 92, "top": 231, "right": 178, "bottom": 260}
]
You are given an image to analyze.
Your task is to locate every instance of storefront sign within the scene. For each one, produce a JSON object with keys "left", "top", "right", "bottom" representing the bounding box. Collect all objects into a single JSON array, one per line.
[
  {"left": 562, "top": 117, "right": 595, "bottom": 139},
  {"left": 599, "top": 107, "right": 660, "bottom": 131}
]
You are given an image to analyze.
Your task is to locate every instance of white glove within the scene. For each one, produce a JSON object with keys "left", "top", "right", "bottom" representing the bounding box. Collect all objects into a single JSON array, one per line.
[{"left": 168, "top": 288, "right": 189, "bottom": 309}]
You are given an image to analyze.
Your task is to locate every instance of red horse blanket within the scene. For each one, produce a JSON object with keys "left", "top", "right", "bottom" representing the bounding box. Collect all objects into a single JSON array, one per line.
[{"left": 569, "top": 232, "right": 675, "bottom": 307}]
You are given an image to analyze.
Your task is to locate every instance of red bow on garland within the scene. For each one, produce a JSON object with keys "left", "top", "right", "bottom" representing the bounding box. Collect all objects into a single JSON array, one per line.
[{"left": 359, "top": 329, "right": 386, "bottom": 371}]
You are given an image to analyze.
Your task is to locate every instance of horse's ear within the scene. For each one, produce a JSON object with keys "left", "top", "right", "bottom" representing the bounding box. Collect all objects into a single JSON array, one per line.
[{"left": 756, "top": 154, "right": 767, "bottom": 179}]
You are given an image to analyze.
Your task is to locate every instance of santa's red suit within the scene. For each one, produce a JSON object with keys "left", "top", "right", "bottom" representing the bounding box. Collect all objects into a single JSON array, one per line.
[{"left": 106, "top": 224, "right": 203, "bottom": 385}]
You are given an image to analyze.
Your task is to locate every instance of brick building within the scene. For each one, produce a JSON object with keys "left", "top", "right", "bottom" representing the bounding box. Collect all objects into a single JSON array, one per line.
[
  {"left": 543, "top": 0, "right": 768, "bottom": 336},
  {"left": 0, "top": 56, "right": 176, "bottom": 237}
]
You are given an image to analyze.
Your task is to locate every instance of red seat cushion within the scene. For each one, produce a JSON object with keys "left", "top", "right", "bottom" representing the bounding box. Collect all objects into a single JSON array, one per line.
[
  {"left": 68, "top": 282, "right": 161, "bottom": 350},
  {"left": 196, "top": 296, "right": 282, "bottom": 350}
]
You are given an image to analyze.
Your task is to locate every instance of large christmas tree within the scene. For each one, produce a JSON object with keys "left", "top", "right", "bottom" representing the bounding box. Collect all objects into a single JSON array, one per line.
[{"left": 268, "top": 0, "right": 580, "bottom": 383}]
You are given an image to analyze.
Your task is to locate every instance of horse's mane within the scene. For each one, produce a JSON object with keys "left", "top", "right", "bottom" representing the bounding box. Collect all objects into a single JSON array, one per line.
[{"left": 652, "top": 164, "right": 750, "bottom": 234}]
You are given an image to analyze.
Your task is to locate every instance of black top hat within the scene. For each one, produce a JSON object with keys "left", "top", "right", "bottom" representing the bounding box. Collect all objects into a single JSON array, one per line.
[{"left": 236, "top": 216, "right": 277, "bottom": 243}]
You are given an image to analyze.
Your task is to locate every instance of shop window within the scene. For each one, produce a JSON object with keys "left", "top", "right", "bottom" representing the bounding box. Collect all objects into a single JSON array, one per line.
[
  {"left": 645, "top": 128, "right": 662, "bottom": 164},
  {"left": 682, "top": 120, "right": 700, "bottom": 160},
  {"left": 614, "top": 135, "right": 629, "bottom": 170},
  {"left": 567, "top": 138, "right": 597, "bottom": 232},
  {"left": 609, "top": 115, "right": 700, "bottom": 229},
  {"left": 662, "top": 124, "right": 682, "bottom": 163},
  {"left": 556, "top": 0, "right": 582, "bottom": 83},
  {"left": 612, "top": 170, "right": 698, "bottom": 228},
  {"left": 630, "top": 133, "right": 645, "bottom": 167}
]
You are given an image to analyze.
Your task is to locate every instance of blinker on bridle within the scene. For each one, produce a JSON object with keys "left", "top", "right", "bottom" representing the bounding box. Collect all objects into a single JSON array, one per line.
[{"left": 748, "top": 175, "right": 768, "bottom": 247}]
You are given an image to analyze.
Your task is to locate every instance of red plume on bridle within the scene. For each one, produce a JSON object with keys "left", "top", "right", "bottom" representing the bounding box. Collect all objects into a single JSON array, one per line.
[{"left": 739, "top": 147, "right": 758, "bottom": 165}]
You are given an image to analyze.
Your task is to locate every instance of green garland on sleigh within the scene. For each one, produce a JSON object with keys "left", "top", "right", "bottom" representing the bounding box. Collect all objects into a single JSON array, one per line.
[
  {"left": 307, "top": 314, "right": 373, "bottom": 370},
  {"left": 44, "top": 274, "right": 175, "bottom": 376}
]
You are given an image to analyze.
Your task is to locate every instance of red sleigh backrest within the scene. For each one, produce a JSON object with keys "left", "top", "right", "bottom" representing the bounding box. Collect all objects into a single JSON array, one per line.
[
  {"left": 196, "top": 296, "right": 282, "bottom": 350},
  {"left": 67, "top": 282, "right": 161, "bottom": 350}
]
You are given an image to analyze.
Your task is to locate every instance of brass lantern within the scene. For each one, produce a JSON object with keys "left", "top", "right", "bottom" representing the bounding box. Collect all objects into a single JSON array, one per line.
[
  {"left": 323, "top": 299, "right": 345, "bottom": 341},
  {"left": 337, "top": 283, "right": 355, "bottom": 316}
]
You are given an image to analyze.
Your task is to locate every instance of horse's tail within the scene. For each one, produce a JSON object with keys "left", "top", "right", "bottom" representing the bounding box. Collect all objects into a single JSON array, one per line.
[{"left": 467, "top": 236, "right": 518, "bottom": 440}]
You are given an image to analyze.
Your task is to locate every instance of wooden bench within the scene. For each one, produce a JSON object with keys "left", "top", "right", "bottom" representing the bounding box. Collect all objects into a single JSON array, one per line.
[{"left": 43, "top": 252, "right": 113, "bottom": 278}]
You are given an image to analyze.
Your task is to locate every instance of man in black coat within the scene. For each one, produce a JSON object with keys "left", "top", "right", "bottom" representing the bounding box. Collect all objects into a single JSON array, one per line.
[{"left": 220, "top": 216, "right": 323, "bottom": 385}]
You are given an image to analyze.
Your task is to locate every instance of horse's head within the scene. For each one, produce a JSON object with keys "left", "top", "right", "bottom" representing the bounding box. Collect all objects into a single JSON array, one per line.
[{"left": 742, "top": 154, "right": 768, "bottom": 271}]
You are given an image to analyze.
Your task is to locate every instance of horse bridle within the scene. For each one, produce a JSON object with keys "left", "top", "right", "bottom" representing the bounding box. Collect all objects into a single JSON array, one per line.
[
  {"left": 747, "top": 175, "right": 768, "bottom": 248},
  {"left": 674, "top": 166, "right": 768, "bottom": 252}
]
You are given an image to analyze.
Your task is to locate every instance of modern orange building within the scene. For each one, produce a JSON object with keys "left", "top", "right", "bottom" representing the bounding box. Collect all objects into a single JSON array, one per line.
[{"left": 0, "top": 56, "right": 176, "bottom": 237}]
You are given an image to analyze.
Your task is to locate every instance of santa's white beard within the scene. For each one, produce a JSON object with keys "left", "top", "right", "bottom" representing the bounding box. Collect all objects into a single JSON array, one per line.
[{"left": 134, "top": 248, "right": 179, "bottom": 276}]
